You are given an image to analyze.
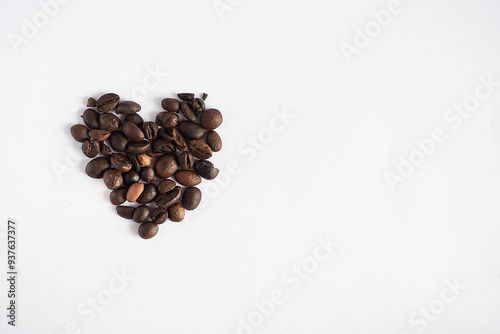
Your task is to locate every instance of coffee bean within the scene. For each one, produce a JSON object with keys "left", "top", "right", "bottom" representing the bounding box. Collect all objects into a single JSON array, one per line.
[
  {"left": 87, "top": 97, "right": 97, "bottom": 107},
  {"left": 100, "top": 142, "right": 113, "bottom": 157},
  {"left": 122, "top": 121, "right": 145, "bottom": 142},
  {"left": 126, "top": 182, "right": 144, "bottom": 202},
  {"left": 158, "top": 128, "right": 174, "bottom": 141},
  {"left": 103, "top": 169, "right": 123, "bottom": 189},
  {"left": 110, "top": 188, "right": 128, "bottom": 205},
  {"left": 192, "top": 98, "right": 205, "bottom": 114},
  {"left": 151, "top": 207, "right": 168, "bottom": 224},
  {"left": 161, "top": 98, "right": 180, "bottom": 112},
  {"left": 142, "top": 122, "right": 159, "bottom": 140},
  {"left": 174, "top": 170, "right": 202, "bottom": 186},
  {"left": 155, "top": 186, "right": 182, "bottom": 208},
  {"left": 137, "top": 154, "right": 151, "bottom": 166},
  {"left": 123, "top": 171, "right": 140, "bottom": 187},
  {"left": 188, "top": 140, "right": 212, "bottom": 160},
  {"left": 194, "top": 160, "right": 219, "bottom": 180},
  {"left": 82, "top": 109, "right": 100, "bottom": 129},
  {"left": 156, "top": 112, "right": 179, "bottom": 128},
  {"left": 116, "top": 101, "right": 141, "bottom": 114},
  {"left": 177, "top": 93, "right": 194, "bottom": 101},
  {"left": 201, "top": 93, "right": 208, "bottom": 101},
  {"left": 140, "top": 167, "right": 155, "bottom": 182},
  {"left": 199, "top": 109, "right": 223, "bottom": 130},
  {"left": 127, "top": 141, "right": 151, "bottom": 155},
  {"left": 82, "top": 140, "right": 100, "bottom": 158},
  {"left": 206, "top": 130, "right": 222, "bottom": 152},
  {"left": 99, "top": 113, "right": 121, "bottom": 132},
  {"left": 89, "top": 129, "right": 111, "bottom": 141},
  {"left": 70, "top": 124, "right": 89, "bottom": 142},
  {"left": 154, "top": 154, "right": 178, "bottom": 178},
  {"left": 136, "top": 183, "right": 157, "bottom": 204},
  {"left": 138, "top": 221, "right": 158, "bottom": 239},
  {"left": 126, "top": 153, "right": 141, "bottom": 173},
  {"left": 179, "top": 151, "right": 194, "bottom": 170},
  {"left": 125, "top": 113, "right": 144, "bottom": 127},
  {"left": 178, "top": 121, "right": 205, "bottom": 140},
  {"left": 85, "top": 157, "right": 111, "bottom": 178},
  {"left": 168, "top": 204, "right": 185, "bottom": 222},
  {"left": 152, "top": 138, "right": 175, "bottom": 153},
  {"left": 157, "top": 179, "right": 176, "bottom": 194},
  {"left": 110, "top": 153, "right": 132, "bottom": 172},
  {"left": 182, "top": 187, "right": 202, "bottom": 210},
  {"left": 109, "top": 132, "right": 129, "bottom": 152},
  {"left": 180, "top": 102, "right": 197, "bottom": 122},
  {"left": 116, "top": 206, "right": 135, "bottom": 219},
  {"left": 147, "top": 150, "right": 163, "bottom": 158},
  {"left": 133, "top": 205, "right": 151, "bottom": 223},
  {"left": 172, "top": 128, "right": 188, "bottom": 151},
  {"left": 97, "top": 93, "right": 120, "bottom": 112}
]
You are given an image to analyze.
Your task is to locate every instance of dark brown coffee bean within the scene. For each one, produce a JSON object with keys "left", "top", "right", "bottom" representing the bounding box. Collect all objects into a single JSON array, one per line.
[
  {"left": 70, "top": 124, "right": 89, "bottom": 143},
  {"left": 147, "top": 150, "right": 163, "bottom": 158},
  {"left": 161, "top": 98, "right": 180, "bottom": 112},
  {"left": 89, "top": 129, "right": 111, "bottom": 141},
  {"left": 174, "top": 170, "right": 202, "bottom": 186},
  {"left": 194, "top": 160, "right": 219, "bottom": 180},
  {"left": 155, "top": 186, "right": 182, "bottom": 208},
  {"left": 87, "top": 97, "right": 97, "bottom": 107},
  {"left": 201, "top": 93, "right": 208, "bottom": 101},
  {"left": 136, "top": 183, "right": 157, "bottom": 204},
  {"left": 125, "top": 113, "right": 144, "bottom": 127},
  {"left": 157, "top": 179, "right": 176, "bottom": 194},
  {"left": 126, "top": 153, "right": 141, "bottom": 173},
  {"left": 82, "top": 140, "right": 100, "bottom": 158},
  {"left": 140, "top": 167, "right": 155, "bottom": 182},
  {"left": 122, "top": 121, "right": 145, "bottom": 142},
  {"left": 116, "top": 206, "right": 135, "bottom": 219},
  {"left": 178, "top": 121, "right": 205, "bottom": 140},
  {"left": 156, "top": 112, "right": 179, "bottom": 128},
  {"left": 182, "top": 187, "right": 202, "bottom": 210},
  {"left": 127, "top": 141, "right": 151, "bottom": 155},
  {"left": 138, "top": 221, "right": 158, "bottom": 239},
  {"left": 123, "top": 171, "right": 140, "bottom": 187},
  {"left": 168, "top": 204, "right": 185, "bottom": 222},
  {"left": 142, "top": 122, "right": 159, "bottom": 140},
  {"left": 154, "top": 154, "right": 178, "bottom": 178},
  {"left": 116, "top": 101, "right": 141, "bottom": 114},
  {"left": 188, "top": 140, "right": 212, "bottom": 160},
  {"left": 85, "top": 157, "right": 111, "bottom": 178},
  {"left": 110, "top": 153, "right": 132, "bottom": 172},
  {"left": 177, "top": 93, "right": 194, "bottom": 101},
  {"left": 152, "top": 139, "right": 175, "bottom": 153},
  {"left": 82, "top": 109, "right": 100, "bottom": 129},
  {"left": 151, "top": 207, "right": 168, "bottom": 224},
  {"left": 206, "top": 130, "right": 222, "bottom": 152},
  {"left": 172, "top": 128, "right": 188, "bottom": 151},
  {"left": 133, "top": 205, "right": 151, "bottom": 223},
  {"left": 109, "top": 132, "right": 129, "bottom": 152},
  {"left": 100, "top": 142, "right": 113, "bottom": 157},
  {"left": 110, "top": 188, "right": 128, "bottom": 205},
  {"left": 180, "top": 102, "right": 197, "bottom": 122},
  {"left": 103, "top": 169, "right": 123, "bottom": 189},
  {"left": 99, "top": 113, "right": 121, "bottom": 132},
  {"left": 158, "top": 128, "right": 174, "bottom": 141},
  {"left": 192, "top": 98, "right": 205, "bottom": 114},
  {"left": 97, "top": 93, "right": 120, "bottom": 112},
  {"left": 126, "top": 182, "right": 144, "bottom": 202},
  {"left": 200, "top": 109, "right": 223, "bottom": 130},
  {"left": 179, "top": 151, "right": 194, "bottom": 170}
]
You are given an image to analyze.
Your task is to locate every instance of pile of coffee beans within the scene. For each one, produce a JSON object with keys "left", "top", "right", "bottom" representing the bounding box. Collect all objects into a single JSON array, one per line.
[{"left": 70, "top": 92, "right": 222, "bottom": 239}]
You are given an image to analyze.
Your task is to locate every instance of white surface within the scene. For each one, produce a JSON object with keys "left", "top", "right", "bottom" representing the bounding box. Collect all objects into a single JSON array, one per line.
[{"left": 1, "top": 0, "right": 500, "bottom": 333}]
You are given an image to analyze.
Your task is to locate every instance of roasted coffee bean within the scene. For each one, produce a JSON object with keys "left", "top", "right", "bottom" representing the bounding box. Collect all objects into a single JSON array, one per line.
[
  {"left": 194, "top": 160, "right": 219, "bottom": 180},
  {"left": 125, "top": 113, "right": 144, "bottom": 127},
  {"left": 158, "top": 128, "right": 175, "bottom": 141},
  {"left": 99, "top": 113, "right": 121, "bottom": 132},
  {"left": 110, "top": 188, "right": 128, "bottom": 205},
  {"left": 178, "top": 121, "right": 205, "bottom": 140},
  {"left": 126, "top": 153, "right": 141, "bottom": 173},
  {"left": 85, "top": 157, "right": 111, "bottom": 178},
  {"left": 82, "top": 140, "right": 100, "bottom": 158},
  {"left": 116, "top": 101, "right": 141, "bottom": 114},
  {"left": 155, "top": 112, "right": 179, "bottom": 128},
  {"left": 127, "top": 141, "right": 151, "bottom": 155},
  {"left": 137, "top": 154, "right": 150, "bottom": 166},
  {"left": 109, "top": 132, "right": 129, "bottom": 152},
  {"left": 172, "top": 128, "right": 187, "bottom": 151},
  {"left": 174, "top": 170, "right": 202, "bottom": 186},
  {"left": 179, "top": 151, "right": 194, "bottom": 170},
  {"left": 206, "top": 130, "right": 222, "bottom": 152},
  {"left": 136, "top": 183, "right": 157, "bottom": 204},
  {"left": 168, "top": 204, "right": 185, "bottom": 222},
  {"left": 151, "top": 207, "right": 168, "bottom": 224},
  {"left": 142, "top": 122, "right": 159, "bottom": 140},
  {"left": 110, "top": 153, "right": 132, "bottom": 172},
  {"left": 154, "top": 154, "right": 178, "bottom": 178},
  {"left": 82, "top": 109, "right": 100, "bottom": 129},
  {"left": 138, "top": 221, "right": 158, "bottom": 239},
  {"left": 97, "top": 93, "right": 120, "bottom": 112},
  {"left": 89, "top": 129, "right": 111, "bottom": 141},
  {"left": 152, "top": 138, "right": 175, "bottom": 153},
  {"left": 146, "top": 150, "right": 163, "bottom": 158},
  {"left": 180, "top": 102, "right": 197, "bottom": 122},
  {"left": 157, "top": 179, "right": 176, "bottom": 194},
  {"left": 133, "top": 205, "right": 151, "bottom": 223},
  {"left": 182, "top": 187, "right": 202, "bottom": 210},
  {"left": 87, "top": 97, "right": 97, "bottom": 107},
  {"left": 140, "top": 167, "right": 155, "bottom": 182},
  {"left": 126, "top": 182, "right": 144, "bottom": 202},
  {"left": 122, "top": 121, "right": 145, "bottom": 142},
  {"left": 100, "top": 142, "right": 113, "bottom": 157},
  {"left": 103, "top": 169, "right": 123, "bottom": 189},
  {"left": 70, "top": 124, "right": 89, "bottom": 142},
  {"left": 201, "top": 93, "right": 208, "bottom": 101},
  {"left": 161, "top": 98, "right": 180, "bottom": 112},
  {"left": 116, "top": 206, "right": 135, "bottom": 219},
  {"left": 155, "top": 186, "right": 182, "bottom": 208},
  {"left": 192, "top": 98, "right": 205, "bottom": 114},
  {"left": 177, "top": 93, "right": 194, "bottom": 101},
  {"left": 200, "top": 109, "right": 223, "bottom": 130},
  {"left": 188, "top": 140, "right": 212, "bottom": 160},
  {"left": 123, "top": 171, "right": 140, "bottom": 187}
]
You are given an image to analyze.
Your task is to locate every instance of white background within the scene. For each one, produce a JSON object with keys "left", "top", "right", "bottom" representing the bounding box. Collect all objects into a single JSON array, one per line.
[{"left": 1, "top": 0, "right": 500, "bottom": 333}]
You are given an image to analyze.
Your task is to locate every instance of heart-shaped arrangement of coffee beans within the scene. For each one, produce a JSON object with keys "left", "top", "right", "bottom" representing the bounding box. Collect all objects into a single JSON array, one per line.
[{"left": 70, "top": 92, "right": 222, "bottom": 239}]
